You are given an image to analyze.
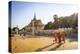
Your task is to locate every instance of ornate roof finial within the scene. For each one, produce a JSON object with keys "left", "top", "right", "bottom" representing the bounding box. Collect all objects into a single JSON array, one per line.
[{"left": 33, "top": 13, "right": 36, "bottom": 20}]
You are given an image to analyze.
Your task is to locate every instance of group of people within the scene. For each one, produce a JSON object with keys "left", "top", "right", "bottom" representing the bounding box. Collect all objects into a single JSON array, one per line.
[{"left": 53, "top": 29, "right": 65, "bottom": 44}]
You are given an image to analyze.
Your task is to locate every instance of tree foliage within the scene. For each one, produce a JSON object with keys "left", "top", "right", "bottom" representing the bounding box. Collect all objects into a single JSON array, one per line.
[{"left": 44, "top": 13, "right": 78, "bottom": 30}]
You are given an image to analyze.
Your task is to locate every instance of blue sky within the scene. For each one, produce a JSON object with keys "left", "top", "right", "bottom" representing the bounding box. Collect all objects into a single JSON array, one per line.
[{"left": 10, "top": 1, "right": 79, "bottom": 29}]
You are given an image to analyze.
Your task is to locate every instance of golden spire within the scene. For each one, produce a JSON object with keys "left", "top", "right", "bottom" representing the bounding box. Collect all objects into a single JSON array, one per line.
[{"left": 33, "top": 13, "right": 36, "bottom": 20}]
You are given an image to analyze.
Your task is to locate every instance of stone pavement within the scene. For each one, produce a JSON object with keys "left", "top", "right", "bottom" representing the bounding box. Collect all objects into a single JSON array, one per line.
[{"left": 11, "top": 36, "right": 78, "bottom": 53}]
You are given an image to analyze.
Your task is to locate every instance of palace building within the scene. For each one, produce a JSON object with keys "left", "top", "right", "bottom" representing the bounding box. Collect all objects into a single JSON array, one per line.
[{"left": 21, "top": 14, "right": 44, "bottom": 34}]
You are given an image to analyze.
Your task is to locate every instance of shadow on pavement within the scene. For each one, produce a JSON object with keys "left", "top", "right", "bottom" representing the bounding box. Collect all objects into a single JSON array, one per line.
[
  {"left": 35, "top": 43, "right": 54, "bottom": 51},
  {"left": 49, "top": 43, "right": 63, "bottom": 51},
  {"left": 35, "top": 43, "right": 64, "bottom": 51}
]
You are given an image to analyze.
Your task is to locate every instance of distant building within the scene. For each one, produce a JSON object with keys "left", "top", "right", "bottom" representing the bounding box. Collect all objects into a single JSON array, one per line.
[
  {"left": 21, "top": 14, "right": 44, "bottom": 35},
  {"left": 12, "top": 26, "right": 19, "bottom": 34}
]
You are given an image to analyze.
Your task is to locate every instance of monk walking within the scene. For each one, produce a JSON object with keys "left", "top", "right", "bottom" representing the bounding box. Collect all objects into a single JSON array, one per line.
[
  {"left": 53, "top": 29, "right": 65, "bottom": 44},
  {"left": 59, "top": 29, "right": 65, "bottom": 43},
  {"left": 54, "top": 30, "right": 60, "bottom": 43},
  {"left": 60, "top": 31, "right": 65, "bottom": 43}
]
